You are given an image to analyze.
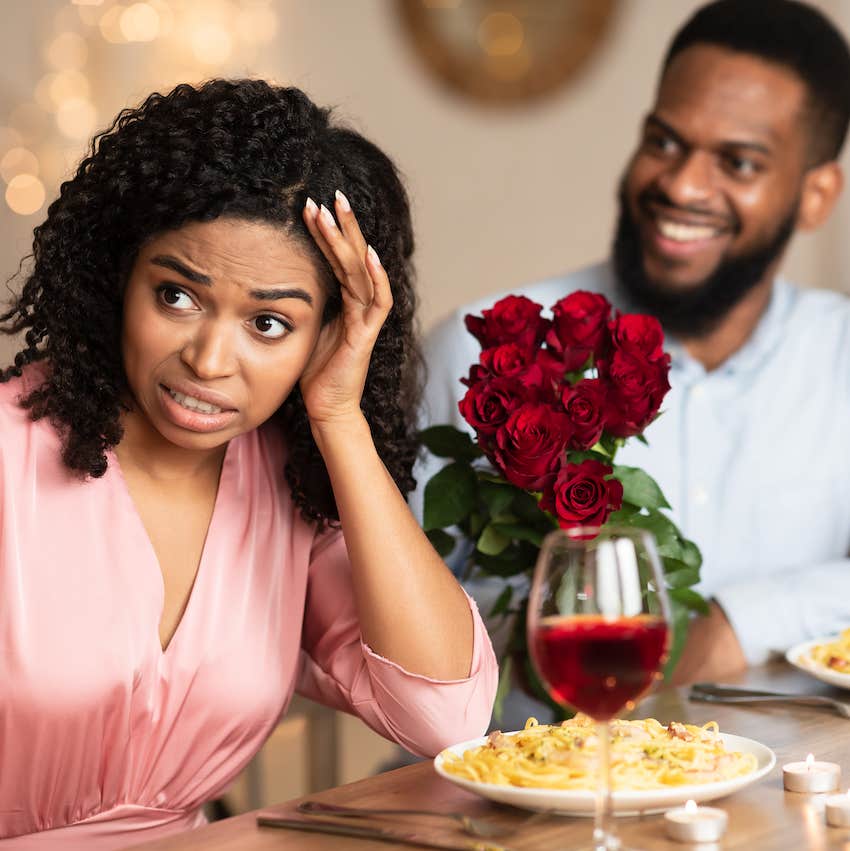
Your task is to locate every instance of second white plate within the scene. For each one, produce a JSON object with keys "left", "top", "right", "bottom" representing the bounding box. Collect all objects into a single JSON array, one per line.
[
  {"left": 434, "top": 732, "right": 775, "bottom": 816},
  {"left": 786, "top": 637, "right": 850, "bottom": 691}
]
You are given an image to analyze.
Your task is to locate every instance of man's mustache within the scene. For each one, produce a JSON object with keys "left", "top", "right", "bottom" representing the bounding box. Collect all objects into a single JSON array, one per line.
[{"left": 636, "top": 189, "right": 739, "bottom": 233}]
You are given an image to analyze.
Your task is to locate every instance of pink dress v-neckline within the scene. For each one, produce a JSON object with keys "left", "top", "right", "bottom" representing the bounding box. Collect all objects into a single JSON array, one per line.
[{"left": 108, "top": 442, "right": 235, "bottom": 657}]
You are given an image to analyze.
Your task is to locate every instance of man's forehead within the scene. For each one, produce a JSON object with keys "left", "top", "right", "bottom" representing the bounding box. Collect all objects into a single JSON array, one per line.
[{"left": 654, "top": 44, "right": 808, "bottom": 145}]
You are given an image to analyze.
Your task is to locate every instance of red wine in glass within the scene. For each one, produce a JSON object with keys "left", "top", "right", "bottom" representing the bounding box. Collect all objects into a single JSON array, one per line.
[{"left": 532, "top": 614, "right": 669, "bottom": 721}]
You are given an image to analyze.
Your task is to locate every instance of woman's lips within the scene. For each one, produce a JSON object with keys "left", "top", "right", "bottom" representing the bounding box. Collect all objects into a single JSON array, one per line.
[{"left": 158, "top": 384, "right": 238, "bottom": 433}]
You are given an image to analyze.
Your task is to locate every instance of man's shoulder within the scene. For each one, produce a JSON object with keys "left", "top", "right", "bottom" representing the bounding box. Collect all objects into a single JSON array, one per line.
[{"left": 783, "top": 281, "right": 850, "bottom": 335}]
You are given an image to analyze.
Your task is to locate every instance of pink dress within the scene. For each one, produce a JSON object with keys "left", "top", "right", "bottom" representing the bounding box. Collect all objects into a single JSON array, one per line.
[{"left": 0, "top": 370, "right": 498, "bottom": 849}]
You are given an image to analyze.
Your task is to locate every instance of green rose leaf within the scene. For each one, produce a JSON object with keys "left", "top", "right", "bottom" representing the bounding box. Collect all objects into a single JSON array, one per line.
[
  {"left": 489, "top": 585, "right": 513, "bottom": 617},
  {"left": 613, "top": 466, "right": 671, "bottom": 510},
  {"left": 477, "top": 523, "right": 511, "bottom": 556},
  {"left": 670, "top": 587, "right": 711, "bottom": 615},
  {"left": 491, "top": 523, "right": 545, "bottom": 548},
  {"left": 423, "top": 462, "right": 478, "bottom": 530},
  {"left": 663, "top": 598, "right": 692, "bottom": 679},
  {"left": 418, "top": 425, "right": 482, "bottom": 462},
  {"left": 478, "top": 479, "right": 517, "bottom": 518},
  {"left": 492, "top": 655, "right": 513, "bottom": 724},
  {"left": 475, "top": 542, "right": 538, "bottom": 578},
  {"left": 680, "top": 539, "right": 703, "bottom": 569},
  {"left": 665, "top": 567, "right": 701, "bottom": 589}
]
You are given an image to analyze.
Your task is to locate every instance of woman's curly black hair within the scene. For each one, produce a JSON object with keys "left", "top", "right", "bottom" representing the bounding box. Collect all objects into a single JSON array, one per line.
[{"left": 0, "top": 78, "right": 422, "bottom": 525}]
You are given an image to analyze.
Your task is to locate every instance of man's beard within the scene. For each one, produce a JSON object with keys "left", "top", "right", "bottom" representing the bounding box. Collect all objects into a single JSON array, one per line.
[{"left": 612, "top": 189, "right": 797, "bottom": 338}]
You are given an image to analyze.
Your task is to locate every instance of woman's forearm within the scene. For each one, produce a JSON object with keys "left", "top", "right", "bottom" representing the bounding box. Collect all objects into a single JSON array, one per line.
[{"left": 312, "top": 414, "right": 474, "bottom": 681}]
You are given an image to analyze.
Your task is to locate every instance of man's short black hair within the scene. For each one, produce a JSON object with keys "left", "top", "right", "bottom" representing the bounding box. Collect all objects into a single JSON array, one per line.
[{"left": 663, "top": 0, "right": 850, "bottom": 164}]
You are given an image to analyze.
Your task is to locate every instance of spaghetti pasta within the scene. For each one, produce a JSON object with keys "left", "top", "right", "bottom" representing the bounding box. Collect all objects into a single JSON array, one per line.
[
  {"left": 441, "top": 716, "right": 758, "bottom": 790},
  {"left": 808, "top": 629, "right": 850, "bottom": 673}
]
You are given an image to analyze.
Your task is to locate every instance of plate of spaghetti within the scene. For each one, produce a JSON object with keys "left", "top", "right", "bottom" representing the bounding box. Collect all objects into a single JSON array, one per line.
[
  {"left": 787, "top": 631, "right": 850, "bottom": 690},
  {"left": 435, "top": 715, "right": 774, "bottom": 816}
]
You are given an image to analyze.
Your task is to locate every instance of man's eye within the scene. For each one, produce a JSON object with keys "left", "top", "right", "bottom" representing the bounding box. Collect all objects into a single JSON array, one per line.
[
  {"left": 157, "top": 285, "right": 194, "bottom": 310},
  {"left": 253, "top": 315, "right": 291, "bottom": 339},
  {"left": 646, "top": 134, "right": 678, "bottom": 155},
  {"left": 725, "top": 155, "right": 759, "bottom": 177}
]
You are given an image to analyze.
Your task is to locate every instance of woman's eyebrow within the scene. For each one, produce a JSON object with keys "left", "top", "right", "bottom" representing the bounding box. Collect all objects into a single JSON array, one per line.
[
  {"left": 151, "top": 254, "right": 314, "bottom": 306},
  {"left": 249, "top": 287, "right": 314, "bottom": 306},
  {"left": 151, "top": 255, "right": 212, "bottom": 285}
]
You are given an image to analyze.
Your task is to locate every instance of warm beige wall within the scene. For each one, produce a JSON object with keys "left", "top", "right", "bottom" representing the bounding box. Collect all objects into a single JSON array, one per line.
[{"left": 1, "top": 0, "right": 849, "bottom": 371}]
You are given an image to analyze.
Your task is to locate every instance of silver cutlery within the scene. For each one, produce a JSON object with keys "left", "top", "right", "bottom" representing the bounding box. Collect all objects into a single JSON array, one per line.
[
  {"left": 689, "top": 682, "right": 850, "bottom": 718},
  {"left": 257, "top": 811, "right": 515, "bottom": 850},
  {"left": 296, "top": 799, "right": 549, "bottom": 840}
]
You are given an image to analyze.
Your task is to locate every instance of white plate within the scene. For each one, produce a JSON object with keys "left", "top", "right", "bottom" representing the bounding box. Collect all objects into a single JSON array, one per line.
[
  {"left": 787, "top": 637, "right": 850, "bottom": 691},
  {"left": 434, "top": 732, "right": 775, "bottom": 816}
]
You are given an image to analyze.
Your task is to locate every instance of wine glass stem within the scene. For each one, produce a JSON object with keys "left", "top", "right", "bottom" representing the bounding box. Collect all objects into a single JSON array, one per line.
[{"left": 593, "top": 720, "right": 619, "bottom": 851}]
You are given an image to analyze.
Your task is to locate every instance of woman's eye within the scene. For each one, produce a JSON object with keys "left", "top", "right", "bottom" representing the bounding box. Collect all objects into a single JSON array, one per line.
[
  {"left": 157, "top": 285, "right": 194, "bottom": 310},
  {"left": 252, "top": 315, "right": 291, "bottom": 339}
]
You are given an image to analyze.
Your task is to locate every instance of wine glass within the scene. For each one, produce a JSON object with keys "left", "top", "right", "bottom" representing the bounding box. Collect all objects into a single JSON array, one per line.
[{"left": 527, "top": 526, "right": 671, "bottom": 851}]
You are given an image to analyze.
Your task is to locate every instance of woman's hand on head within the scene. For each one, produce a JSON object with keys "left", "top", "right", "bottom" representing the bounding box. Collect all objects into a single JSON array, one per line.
[{"left": 299, "top": 191, "right": 391, "bottom": 430}]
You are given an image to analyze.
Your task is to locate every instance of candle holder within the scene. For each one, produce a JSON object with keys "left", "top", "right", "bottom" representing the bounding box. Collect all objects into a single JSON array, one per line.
[
  {"left": 664, "top": 799, "right": 728, "bottom": 843},
  {"left": 783, "top": 754, "right": 840, "bottom": 793},
  {"left": 826, "top": 790, "right": 850, "bottom": 827}
]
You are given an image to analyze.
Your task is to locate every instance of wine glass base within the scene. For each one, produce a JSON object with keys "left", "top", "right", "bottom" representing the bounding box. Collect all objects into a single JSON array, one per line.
[{"left": 587, "top": 829, "right": 639, "bottom": 851}]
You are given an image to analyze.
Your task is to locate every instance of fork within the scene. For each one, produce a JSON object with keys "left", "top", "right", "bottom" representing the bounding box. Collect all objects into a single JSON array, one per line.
[
  {"left": 689, "top": 682, "right": 850, "bottom": 718},
  {"left": 296, "top": 799, "right": 550, "bottom": 839}
]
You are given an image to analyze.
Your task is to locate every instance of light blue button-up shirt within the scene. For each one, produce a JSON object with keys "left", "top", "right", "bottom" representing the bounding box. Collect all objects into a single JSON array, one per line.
[{"left": 415, "top": 261, "right": 850, "bottom": 665}]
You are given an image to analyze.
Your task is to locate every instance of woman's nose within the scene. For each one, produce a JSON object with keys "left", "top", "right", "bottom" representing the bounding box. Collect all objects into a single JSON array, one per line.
[{"left": 179, "top": 323, "right": 238, "bottom": 379}]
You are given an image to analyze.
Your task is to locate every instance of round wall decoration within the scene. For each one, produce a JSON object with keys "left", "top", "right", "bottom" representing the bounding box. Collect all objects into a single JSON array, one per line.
[{"left": 396, "top": 0, "right": 619, "bottom": 106}]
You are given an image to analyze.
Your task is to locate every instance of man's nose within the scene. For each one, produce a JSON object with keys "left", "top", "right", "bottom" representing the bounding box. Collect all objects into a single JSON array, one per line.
[
  {"left": 656, "top": 150, "right": 715, "bottom": 209},
  {"left": 179, "top": 323, "right": 238, "bottom": 379}
]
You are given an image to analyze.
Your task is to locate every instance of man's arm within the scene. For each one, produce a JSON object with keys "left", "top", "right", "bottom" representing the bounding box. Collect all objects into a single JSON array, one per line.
[{"left": 673, "top": 556, "right": 850, "bottom": 683}]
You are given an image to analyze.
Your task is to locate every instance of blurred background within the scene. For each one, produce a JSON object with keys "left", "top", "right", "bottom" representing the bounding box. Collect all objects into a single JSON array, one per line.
[{"left": 2, "top": 0, "right": 848, "bottom": 810}]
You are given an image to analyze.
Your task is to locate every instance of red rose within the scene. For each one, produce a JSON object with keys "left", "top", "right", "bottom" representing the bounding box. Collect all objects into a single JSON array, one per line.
[
  {"left": 465, "top": 296, "right": 549, "bottom": 350},
  {"left": 603, "top": 349, "right": 671, "bottom": 438},
  {"left": 493, "top": 403, "right": 573, "bottom": 491},
  {"left": 561, "top": 378, "right": 607, "bottom": 450},
  {"left": 479, "top": 343, "right": 545, "bottom": 390},
  {"left": 545, "top": 291, "right": 612, "bottom": 371},
  {"left": 458, "top": 376, "right": 532, "bottom": 437},
  {"left": 609, "top": 314, "right": 666, "bottom": 362},
  {"left": 540, "top": 459, "right": 623, "bottom": 530}
]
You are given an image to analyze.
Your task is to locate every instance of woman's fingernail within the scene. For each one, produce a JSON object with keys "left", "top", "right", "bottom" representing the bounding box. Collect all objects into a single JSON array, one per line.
[
  {"left": 335, "top": 189, "right": 351, "bottom": 212},
  {"left": 367, "top": 245, "right": 381, "bottom": 266},
  {"left": 319, "top": 204, "right": 336, "bottom": 228},
  {"left": 305, "top": 197, "right": 318, "bottom": 216}
]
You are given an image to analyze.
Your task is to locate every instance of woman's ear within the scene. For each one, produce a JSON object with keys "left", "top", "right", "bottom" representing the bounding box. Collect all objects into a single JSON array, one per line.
[{"left": 797, "top": 161, "right": 843, "bottom": 231}]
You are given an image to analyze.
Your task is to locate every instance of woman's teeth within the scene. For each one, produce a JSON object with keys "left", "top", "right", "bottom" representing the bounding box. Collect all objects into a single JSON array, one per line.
[
  {"left": 656, "top": 218, "right": 719, "bottom": 243},
  {"left": 167, "top": 389, "right": 223, "bottom": 414}
]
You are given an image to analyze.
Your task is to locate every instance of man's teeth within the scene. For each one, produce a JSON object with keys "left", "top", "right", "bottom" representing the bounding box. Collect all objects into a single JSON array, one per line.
[
  {"left": 656, "top": 218, "right": 718, "bottom": 242},
  {"left": 168, "top": 389, "right": 223, "bottom": 414}
]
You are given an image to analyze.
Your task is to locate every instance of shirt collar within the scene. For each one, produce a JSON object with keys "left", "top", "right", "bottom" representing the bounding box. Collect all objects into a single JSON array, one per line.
[{"left": 665, "top": 278, "right": 797, "bottom": 378}]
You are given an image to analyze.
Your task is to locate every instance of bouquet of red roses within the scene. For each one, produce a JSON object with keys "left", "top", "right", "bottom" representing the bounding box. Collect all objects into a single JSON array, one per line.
[{"left": 420, "top": 292, "right": 706, "bottom": 718}]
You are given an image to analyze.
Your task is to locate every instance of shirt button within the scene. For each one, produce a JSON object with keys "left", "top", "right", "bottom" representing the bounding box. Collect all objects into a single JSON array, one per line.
[
  {"left": 691, "top": 384, "right": 706, "bottom": 401},
  {"left": 692, "top": 486, "right": 709, "bottom": 505}
]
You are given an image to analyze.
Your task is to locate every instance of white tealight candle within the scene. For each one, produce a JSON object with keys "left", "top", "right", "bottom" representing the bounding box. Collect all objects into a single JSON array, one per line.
[
  {"left": 664, "top": 799, "right": 728, "bottom": 843},
  {"left": 783, "top": 753, "right": 841, "bottom": 793},
  {"left": 825, "top": 790, "right": 850, "bottom": 828}
]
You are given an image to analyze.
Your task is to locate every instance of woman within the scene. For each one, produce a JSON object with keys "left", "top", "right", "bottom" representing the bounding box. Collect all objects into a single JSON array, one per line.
[{"left": 0, "top": 79, "right": 497, "bottom": 848}]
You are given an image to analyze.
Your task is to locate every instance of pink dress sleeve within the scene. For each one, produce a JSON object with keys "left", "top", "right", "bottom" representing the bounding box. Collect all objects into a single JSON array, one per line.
[{"left": 296, "top": 530, "right": 498, "bottom": 757}]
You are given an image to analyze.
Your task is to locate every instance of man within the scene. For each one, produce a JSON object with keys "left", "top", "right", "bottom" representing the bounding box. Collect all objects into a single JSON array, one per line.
[{"left": 417, "top": 0, "right": 850, "bottom": 685}]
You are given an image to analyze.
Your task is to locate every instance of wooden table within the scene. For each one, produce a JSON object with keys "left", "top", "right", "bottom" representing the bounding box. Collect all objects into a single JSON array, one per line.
[{"left": 130, "top": 663, "right": 850, "bottom": 850}]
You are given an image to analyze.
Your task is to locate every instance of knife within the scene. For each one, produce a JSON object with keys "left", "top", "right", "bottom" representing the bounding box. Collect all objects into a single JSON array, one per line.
[{"left": 256, "top": 812, "right": 514, "bottom": 851}]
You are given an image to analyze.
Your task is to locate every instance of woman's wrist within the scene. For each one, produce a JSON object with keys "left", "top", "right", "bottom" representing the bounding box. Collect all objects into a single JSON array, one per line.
[{"left": 309, "top": 410, "right": 372, "bottom": 454}]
